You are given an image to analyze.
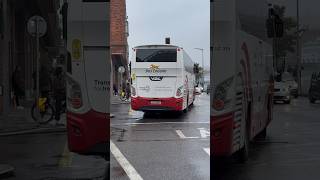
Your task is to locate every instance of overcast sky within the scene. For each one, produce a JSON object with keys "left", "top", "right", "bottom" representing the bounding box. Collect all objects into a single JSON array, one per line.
[{"left": 126, "top": 0, "right": 210, "bottom": 69}]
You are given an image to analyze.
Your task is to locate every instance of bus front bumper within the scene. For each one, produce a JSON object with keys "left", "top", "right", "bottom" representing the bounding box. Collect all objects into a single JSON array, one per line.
[
  {"left": 131, "top": 97, "right": 183, "bottom": 111},
  {"left": 67, "top": 110, "right": 109, "bottom": 157},
  {"left": 211, "top": 112, "right": 235, "bottom": 157}
]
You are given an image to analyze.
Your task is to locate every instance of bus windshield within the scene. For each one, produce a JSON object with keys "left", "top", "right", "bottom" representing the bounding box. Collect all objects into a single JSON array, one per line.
[{"left": 136, "top": 49, "right": 177, "bottom": 62}]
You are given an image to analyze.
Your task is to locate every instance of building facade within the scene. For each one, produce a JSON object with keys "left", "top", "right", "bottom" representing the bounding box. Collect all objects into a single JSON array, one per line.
[
  {"left": 301, "top": 38, "right": 320, "bottom": 95},
  {"left": 110, "top": 0, "right": 129, "bottom": 93},
  {"left": 0, "top": 0, "right": 63, "bottom": 115}
]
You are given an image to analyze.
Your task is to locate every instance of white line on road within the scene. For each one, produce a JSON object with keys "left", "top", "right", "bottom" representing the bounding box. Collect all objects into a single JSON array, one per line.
[
  {"left": 112, "top": 121, "right": 209, "bottom": 126},
  {"left": 203, "top": 148, "right": 210, "bottom": 156},
  {"left": 110, "top": 140, "right": 143, "bottom": 180},
  {"left": 198, "top": 128, "right": 210, "bottom": 138},
  {"left": 175, "top": 130, "right": 199, "bottom": 139},
  {"left": 58, "top": 141, "right": 74, "bottom": 167}
]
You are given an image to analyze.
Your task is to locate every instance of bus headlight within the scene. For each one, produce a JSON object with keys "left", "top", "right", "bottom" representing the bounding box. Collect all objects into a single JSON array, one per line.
[
  {"left": 213, "top": 77, "right": 233, "bottom": 111},
  {"left": 176, "top": 85, "right": 184, "bottom": 97}
]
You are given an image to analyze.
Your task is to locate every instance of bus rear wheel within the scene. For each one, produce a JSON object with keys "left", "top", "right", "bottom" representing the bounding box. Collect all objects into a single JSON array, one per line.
[
  {"left": 183, "top": 97, "right": 189, "bottom": 113},
  {"left": 183, "top": 102, "right": 189, "bottom": 113},
  {"left": 236, "top": 104, "right": 250, "bottom": 163}
]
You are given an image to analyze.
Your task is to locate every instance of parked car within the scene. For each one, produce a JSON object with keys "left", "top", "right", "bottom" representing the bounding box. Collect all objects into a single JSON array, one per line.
[
  {"left": 282, "top": 72, "right": 298, "bottom": 98},
  {"left": 274, "top": 81, "right": 291, "bottom": 104},
  {"left": 195, "top": 87, "right": 202, "bottom": 95},
  {"left": 206, "top": 84, "right": 210, "bottom": 94},
  {"left": 309, "top": 72, "right": 320, "bottom": 103},
  {"left": 199, "top": 86, "right": 204, "bottom": 92},
  {"left": 284, "top": 79, "right": 298, "bottom": 98}
]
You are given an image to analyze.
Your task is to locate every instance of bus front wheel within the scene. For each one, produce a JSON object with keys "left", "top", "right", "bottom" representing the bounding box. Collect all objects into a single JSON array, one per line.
[{"left": 236, "top": 130, "right": 249, "bottom": 163}]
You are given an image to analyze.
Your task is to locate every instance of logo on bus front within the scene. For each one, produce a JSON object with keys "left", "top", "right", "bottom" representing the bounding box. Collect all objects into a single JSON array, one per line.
[
  {"left": 149, "top": 76, "right": 163, "bottom": 81},
  {"left": 150, "top": 64, "right": 159, "bottom": 70},
  {"left": 145, "top": 64, "right": 167, "bottom": 74}
]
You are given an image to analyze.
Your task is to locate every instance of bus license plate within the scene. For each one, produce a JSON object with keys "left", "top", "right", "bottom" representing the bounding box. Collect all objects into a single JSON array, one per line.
[{"left": 150, "top": 101, "right": 161, "bottom": 105}]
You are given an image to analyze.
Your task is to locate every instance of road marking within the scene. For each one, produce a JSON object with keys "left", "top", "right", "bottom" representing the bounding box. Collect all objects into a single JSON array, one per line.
[
  {"left": 58, "top": 142, "right": 74, "bottom": 167},
  {"left": 175, "top": 130, "right": 199, "bottom": 139},
  {"left": 203, "top": 148, "right": 210, "bottom": 156},
  {"left": 128, "top": 107, "right": 133, "bottom": 115},
  {"left": 198, "top": 128, "right": 210, "bottom": 138},
  {"left": 112, "top": 122, "right": 209, "bottom": 126},
  {"left": 110, "top": 140, "right": 143, "bottom": 180}
]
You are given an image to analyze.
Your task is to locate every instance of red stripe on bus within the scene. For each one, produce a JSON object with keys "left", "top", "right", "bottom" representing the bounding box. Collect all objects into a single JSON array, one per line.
[{"left": 131, "top": 97, "right": 184, "bottom": 111}]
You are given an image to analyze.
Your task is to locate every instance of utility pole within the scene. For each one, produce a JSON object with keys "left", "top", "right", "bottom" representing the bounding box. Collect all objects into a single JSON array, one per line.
[{"left": 296, "top": 0, "right": 302, "bottom": 95}]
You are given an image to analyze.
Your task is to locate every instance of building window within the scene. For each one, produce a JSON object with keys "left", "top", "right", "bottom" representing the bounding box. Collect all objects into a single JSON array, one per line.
[{"left": 125, "top": 16, "right": 129, "bottom": 37}]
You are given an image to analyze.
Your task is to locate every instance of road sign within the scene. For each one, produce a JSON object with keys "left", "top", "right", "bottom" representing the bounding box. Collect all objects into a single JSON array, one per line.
[
  {"left": 27, "top": 16, "right": 47, "bottom": 37},
  {"left": 118, "top": 66, "right": 125, "bottom": 74},
  {"left": 27, "top": 16, "right": 47, "bottom": 119}
]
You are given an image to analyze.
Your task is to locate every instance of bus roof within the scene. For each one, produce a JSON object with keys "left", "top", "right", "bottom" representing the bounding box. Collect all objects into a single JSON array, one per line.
[{"left": 134, "top": 44, "right": 181, "bottom": 49}]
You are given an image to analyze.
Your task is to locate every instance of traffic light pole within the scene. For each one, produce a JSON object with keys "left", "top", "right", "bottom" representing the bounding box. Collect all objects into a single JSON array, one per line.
[
  {"left": 296, "top": 0, "right": 302, "bottom": 95},
  {"left": 35, "top": 19, "right": 40, "bottom": 120}
]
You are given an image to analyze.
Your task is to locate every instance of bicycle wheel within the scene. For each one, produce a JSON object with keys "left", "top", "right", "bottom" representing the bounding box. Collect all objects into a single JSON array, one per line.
[
  {"left": 31, "top": 103, "right": 55, "bottom": 124},
  {"left": 120, "top": 94, "right": 127, "bottom": 101}
]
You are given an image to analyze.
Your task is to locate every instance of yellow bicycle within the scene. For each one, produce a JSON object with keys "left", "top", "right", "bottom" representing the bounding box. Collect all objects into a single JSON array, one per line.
[
  {"left": 119, "top": 90, "right": 128, "bottom": 101},
  {"left": 31, "top": 96, "right": 54, "bottom": 124}
]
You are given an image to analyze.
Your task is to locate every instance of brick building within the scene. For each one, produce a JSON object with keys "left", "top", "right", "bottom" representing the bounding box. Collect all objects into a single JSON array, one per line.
[{"left": 110, "top": 0, "right": 129, "bottom": 93}]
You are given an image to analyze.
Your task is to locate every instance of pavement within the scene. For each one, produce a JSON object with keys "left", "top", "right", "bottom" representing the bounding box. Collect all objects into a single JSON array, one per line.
[
  {"left": 111, "top": 95, "right": 130, "bottom": 118},
  {"left": 110, "top": 93, "right": 210, "bottom": 180},
  {"left": 111, "top": 95, "right": 130, "bottom": 105},
  {"left": 0, "top": 132, "right": 107, "bottom": 180},
  {"left": 0, "top": 95, "right": 126, "bottom": 135},
  {"left": 0, "top": 98, "right": 107, "bottom": 179},
  {"left": 0, "top": 104, "right": 66, "bottom": 137}
]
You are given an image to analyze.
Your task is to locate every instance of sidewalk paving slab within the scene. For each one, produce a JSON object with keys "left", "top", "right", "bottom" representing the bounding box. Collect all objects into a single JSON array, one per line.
[
  {"left": 111, "top": 95, "right": 130, "bottom": 105},
  {"left": 0, "top": 104, "right": 67, "bottom": 136}
]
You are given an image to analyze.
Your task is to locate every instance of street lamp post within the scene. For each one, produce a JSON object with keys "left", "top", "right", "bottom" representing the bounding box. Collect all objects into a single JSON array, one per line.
[
  {"left": 296, "top": 0, "right": 301, "bottom": 95},
  {"left": 194, "top": 48, "right": 204, "bottom": 86}
]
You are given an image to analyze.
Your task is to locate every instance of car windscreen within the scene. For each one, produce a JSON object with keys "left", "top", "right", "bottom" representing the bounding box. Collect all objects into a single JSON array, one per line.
[{"left": 136, "top": 49, "right": 177, "bottom": 62}]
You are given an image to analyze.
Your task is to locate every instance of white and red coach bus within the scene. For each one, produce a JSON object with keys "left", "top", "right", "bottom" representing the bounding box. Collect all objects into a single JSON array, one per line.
[
  {"left": 131, "top": 44, "right": 196, "bottom": 113},
  {"left": 64, "top": 0, "right": 110, "bottom": 158},
  {"left": 211, "top": 0, "right": 274, "bottom": 161}
]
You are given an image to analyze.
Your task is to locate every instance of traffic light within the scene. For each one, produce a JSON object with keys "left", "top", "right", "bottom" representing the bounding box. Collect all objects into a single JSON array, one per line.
[
  {"left": 266, "top": 7, "right": 284, "bottom": 38},
  {"left": 266, "top": 18, "right": 275, "bottom": 38},
  {"left": 165, "top": 37, "right": 170, "bottom": 44},
  {"left": 275, "top": 15, "right": 284, "bottom": 38}
]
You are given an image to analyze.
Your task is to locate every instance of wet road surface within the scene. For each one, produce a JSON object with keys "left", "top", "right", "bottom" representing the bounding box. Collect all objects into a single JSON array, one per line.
[
  {"left": 110, "top": 94, "right": 210, "bottom": 180},
  {"left": 213, "top": 97, "right": 320, "bottom": 180}
]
